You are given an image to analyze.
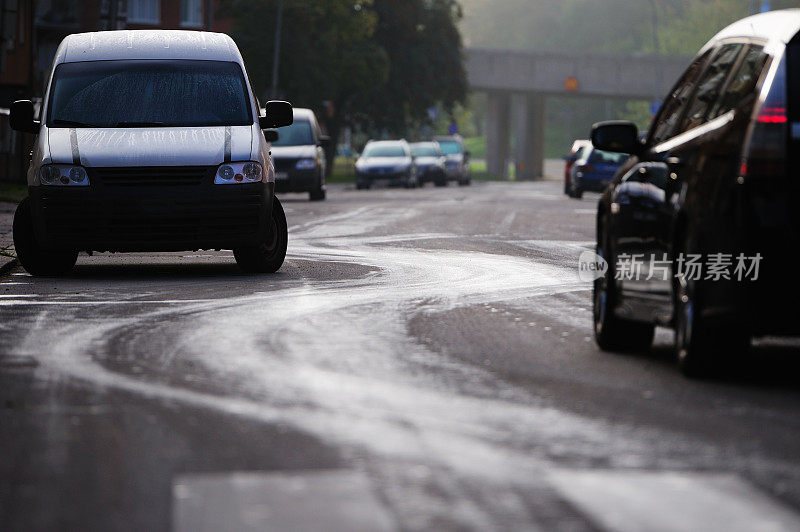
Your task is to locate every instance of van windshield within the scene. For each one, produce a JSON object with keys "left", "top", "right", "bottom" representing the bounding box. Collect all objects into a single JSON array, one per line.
[
  {"left": 272, "top": 119, "right": 314, "bottom": 146},
  {"left": 47, "top": 60, "right": 252, "bottom": 128}
]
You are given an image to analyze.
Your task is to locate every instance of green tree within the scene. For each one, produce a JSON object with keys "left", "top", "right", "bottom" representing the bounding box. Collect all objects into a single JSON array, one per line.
[
  {"left": 363, "top": 0, "right": 468, "bottom": 134},
  {"left": 223, "top": 0, "right": 467, "bottom": 174}
]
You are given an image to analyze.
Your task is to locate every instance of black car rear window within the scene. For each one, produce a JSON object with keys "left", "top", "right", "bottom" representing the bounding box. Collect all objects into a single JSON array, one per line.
[{"left": 48, "top": 60, "right": 252, "bottom": 128}]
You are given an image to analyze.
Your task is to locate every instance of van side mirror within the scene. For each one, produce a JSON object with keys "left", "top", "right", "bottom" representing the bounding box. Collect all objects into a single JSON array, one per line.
[
  {"left": 591, "top": 121, "right": 640, "bottom": 155},
  {"left": 263, "top": 130, "right": 279, "bottom": 142},
  {"left": 259, "top": 100, "right": 293, "bottom": 129},
  {"left": 10, "top": 100, "right": 40, "bottom": 134}
]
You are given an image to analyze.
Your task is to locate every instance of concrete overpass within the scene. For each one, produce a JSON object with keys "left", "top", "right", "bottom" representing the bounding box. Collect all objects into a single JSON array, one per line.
[{"left": 465, "top": 48, "right": 693, "bottom": 179}]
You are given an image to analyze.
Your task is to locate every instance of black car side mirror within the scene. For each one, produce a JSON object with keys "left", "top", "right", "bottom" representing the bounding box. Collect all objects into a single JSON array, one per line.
[
  {"left": 259, "top": 100, "right": 293, "bottom": 129},
  {"left": 10, "top": 100, "right": 40, "bottom": 134},
  {"left": 592, "top": 121, "right": 640, "bottom": 155},
  {"left": 318, "top": 135, "right": 331, "bottom": 147},
  {"left": 263, "top": 130, "right": 279, "bottom": 143}
]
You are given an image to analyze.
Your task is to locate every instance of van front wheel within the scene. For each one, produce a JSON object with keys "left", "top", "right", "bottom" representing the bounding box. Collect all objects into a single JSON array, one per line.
[
  {"left": 13, "top": 197, "right": 78, "bottom": 277},
  {"left": 234, "top": 196, "right": 288, "bottom": 273}
]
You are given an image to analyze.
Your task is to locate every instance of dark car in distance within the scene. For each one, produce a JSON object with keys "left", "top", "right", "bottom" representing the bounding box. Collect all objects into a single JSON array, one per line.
[
  {"left": 410, "top": 142, "right": 447, "bottom": 186},
  {"left": 567, "top": 146, "right": 628, "bottom": 199},
  {"left": 355, "top": 140, "right": 418, "bottom": 189},
  {"left": 591, "top": 10, "right": 800, "bottom": 377},
  {"left": 563, "top": 139, "right": 591, "bottom": 195},
  {"left": 433, "top": 135, "right": 471, "bottom": 186},
  {"left": 271, "top": 108, "right": 329, "bottom": 201}
]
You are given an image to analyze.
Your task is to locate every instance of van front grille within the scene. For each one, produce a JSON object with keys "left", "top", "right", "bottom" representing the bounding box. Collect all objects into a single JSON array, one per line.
[{"left": 89, "top": 166, "right": 214, "bottom": 187}]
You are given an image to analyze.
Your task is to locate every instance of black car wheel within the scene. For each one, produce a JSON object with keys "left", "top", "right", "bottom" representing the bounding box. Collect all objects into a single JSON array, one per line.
[
  {"left": 234, "top": 196, "right": 288, "bottom": 274},
  {"left": 593, "top": 230, "right": 655, "bottom": 352},
  {"left": 309, "top": 172, "right": 326, "bottom": 201},
  {"left": 673, "top": 242, "right": 750, "bottom": 378},
  {"left": 13, "top": 197, "right": 78, "bottom": 277}
]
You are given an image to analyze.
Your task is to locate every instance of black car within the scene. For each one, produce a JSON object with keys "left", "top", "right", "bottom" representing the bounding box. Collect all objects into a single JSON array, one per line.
[
  {"left": 591, "top": 11, "right": 799, "bottom": 376},
  {"left": 271, "top": 108, "right": 329, "bottom": 201},
  {"left": 355, "top": 140, "right": 418, "bottom": 189},
  {"left": 410, "top": 142, "right": 447, "bottom": 186},
  {"left": 433, "top": 135, "right": 471, "bottom": 186}
]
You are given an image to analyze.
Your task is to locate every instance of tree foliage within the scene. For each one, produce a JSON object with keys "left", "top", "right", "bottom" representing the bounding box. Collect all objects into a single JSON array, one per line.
[{"left": 222, "top": 0, "right": 468, "bottom": 171}]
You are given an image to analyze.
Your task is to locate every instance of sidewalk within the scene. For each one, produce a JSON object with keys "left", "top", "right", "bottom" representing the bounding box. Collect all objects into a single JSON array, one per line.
[{"left": 0, "top": 202, "right": 16, "bottom": 274}]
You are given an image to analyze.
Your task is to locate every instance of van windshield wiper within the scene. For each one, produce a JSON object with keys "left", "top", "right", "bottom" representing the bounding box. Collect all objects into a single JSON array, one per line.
[
  {"left": 115, "top": 121, "right": 167, "bottom": 127},
  {"left": 50, "top": 119, "right": 101, "bottom": 128}
]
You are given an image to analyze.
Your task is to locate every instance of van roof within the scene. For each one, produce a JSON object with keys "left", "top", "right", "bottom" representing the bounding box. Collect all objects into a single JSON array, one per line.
[
  {"left": 705, "top": 9, "right": 800, "bottom": 52},
  {"left": 292, "top": 108, "right": 316, "bottom": 120},
  {"left": 54, "top": 30, "right": 242, "bottom": 64}
]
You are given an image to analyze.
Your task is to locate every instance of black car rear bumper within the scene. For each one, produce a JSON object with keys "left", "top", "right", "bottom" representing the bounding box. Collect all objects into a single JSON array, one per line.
[{"left": 29, "top": 177, "right": 274, "bottom": 252}]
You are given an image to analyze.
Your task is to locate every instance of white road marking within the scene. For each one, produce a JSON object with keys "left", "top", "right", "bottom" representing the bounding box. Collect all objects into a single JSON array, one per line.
[
  {"left": 549, "top": 469, "right": 800, "bottom": 532},
  {"left": 495, "top": 210, "right": 517, "bottom": 235},
  {"left": 173, "top": 470, "right": 394, "bottom": 532}
]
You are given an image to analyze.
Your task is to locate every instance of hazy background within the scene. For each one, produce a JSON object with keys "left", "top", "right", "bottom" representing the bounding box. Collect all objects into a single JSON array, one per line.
[{"left": 454, "top": 0, "right": 800, "bottom": 159}]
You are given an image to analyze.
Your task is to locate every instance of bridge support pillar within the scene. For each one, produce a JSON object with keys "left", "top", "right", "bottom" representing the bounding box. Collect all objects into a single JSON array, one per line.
[
  {"left": 486, "top": 92, "right": 510, "bottom": 179},
  {"left": 513, "top": 93, "right": 545, "bottom": 180}
]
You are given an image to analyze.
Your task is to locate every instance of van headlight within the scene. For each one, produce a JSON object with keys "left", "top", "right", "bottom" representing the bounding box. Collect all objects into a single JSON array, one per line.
[
  {"left": 295, "top": 158, "right": 317, "bottom": 170},
  {"left": 215, "top": 162, "right": 264, "bottom": 184},
  {"left": 38, "top": 164, "right": 89, "bottom": 186}
]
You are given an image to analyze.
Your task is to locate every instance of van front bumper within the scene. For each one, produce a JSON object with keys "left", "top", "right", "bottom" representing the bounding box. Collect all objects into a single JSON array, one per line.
[{"left": 29, "top": 181, "right": 274, "bottom": 252}]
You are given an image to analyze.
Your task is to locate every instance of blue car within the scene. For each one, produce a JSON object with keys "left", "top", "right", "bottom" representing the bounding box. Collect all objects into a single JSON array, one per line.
[{"left": 567, "top": 146, "right": 628, "bottom": 199}]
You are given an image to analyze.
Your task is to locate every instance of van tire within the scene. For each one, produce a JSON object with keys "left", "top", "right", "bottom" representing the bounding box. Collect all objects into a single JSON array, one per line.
[
  {"left": 234, "top": 196, "right": 288, "bottom": 273},
  {"left": 13, "top": 197, "right": 78, "bottom": 277},
  {"left": 309, "top": 188, "right": 326, "bottom": 201}
]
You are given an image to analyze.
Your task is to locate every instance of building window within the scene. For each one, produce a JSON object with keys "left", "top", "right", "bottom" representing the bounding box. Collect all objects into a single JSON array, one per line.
[
  {"left": 181, "top": 0, "right": 204, "bottom": 28},
  {"left": 2, "top": 0, "right": 19, "bottom": 51},
  {"left": 128, "top": 0, "right": 160, "bottom": 24}
]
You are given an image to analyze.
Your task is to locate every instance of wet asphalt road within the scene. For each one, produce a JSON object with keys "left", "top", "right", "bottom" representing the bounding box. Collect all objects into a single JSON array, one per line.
[{"left": 2, "top": 181, "right": 800, "bottom": 531}]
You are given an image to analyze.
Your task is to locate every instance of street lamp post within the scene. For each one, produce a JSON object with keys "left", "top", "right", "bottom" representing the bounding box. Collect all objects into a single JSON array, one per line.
[{"left": 270, "top": 0, "right": 284, "bottom": 100}]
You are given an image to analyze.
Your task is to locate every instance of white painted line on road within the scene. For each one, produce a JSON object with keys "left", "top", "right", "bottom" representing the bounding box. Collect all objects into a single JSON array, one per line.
[
  {"left": 172, "top": 470, "right": 394, "bottom": 532},
  {"left": 495, "top": 211, "right": 517, "bottom": 235},
  {"left": 548, "top": 469, "right": 800, "bottom": 532}
]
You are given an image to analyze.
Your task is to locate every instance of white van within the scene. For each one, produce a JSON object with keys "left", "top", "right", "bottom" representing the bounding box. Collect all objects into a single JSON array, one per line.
[{"left": 9, "top": 30, "right": 293, "bottom": 276}]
